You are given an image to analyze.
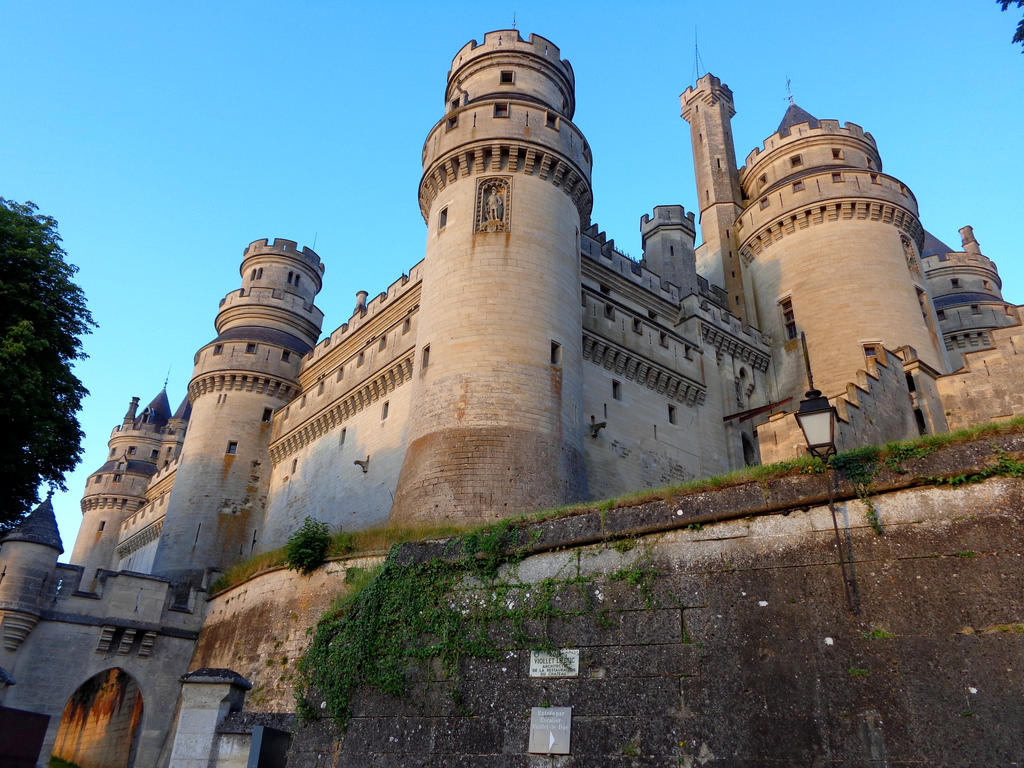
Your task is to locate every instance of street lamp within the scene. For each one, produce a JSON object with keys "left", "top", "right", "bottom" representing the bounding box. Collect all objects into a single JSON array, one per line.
[{"left": 795, "top": 389, "right": 836, "bottom": 458}]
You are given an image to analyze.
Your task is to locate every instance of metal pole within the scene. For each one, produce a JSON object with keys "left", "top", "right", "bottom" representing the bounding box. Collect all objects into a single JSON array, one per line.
[{"left": 826, "top": 466, "right": 860, "bottom": 614}]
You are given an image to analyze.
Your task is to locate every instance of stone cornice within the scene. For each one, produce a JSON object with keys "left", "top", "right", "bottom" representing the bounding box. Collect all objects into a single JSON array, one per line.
[
  {"left": 582, "top": 333, "right": 707, "bottom": 406},
  {"left": 418, "top": 141, "right": 593, "bottom": 223},
  {"left": 700, "top": 323, "right": 771, "bottom": 372},
  {"left": 115, "top": 516, "right": 165, "bottom": 558},
  {"left": 738, "top": 199, "right": 924, "bottom": 265},
  {"left": 269, "top": 354, "right": 414, "bottom": 466},
  {"left": 188, "top": 372, "right": 297, "bottom": 404}
]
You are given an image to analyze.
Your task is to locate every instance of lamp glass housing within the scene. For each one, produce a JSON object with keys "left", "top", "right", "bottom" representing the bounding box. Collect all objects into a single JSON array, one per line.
[{"left": 796, "top": 390, "right": 836, "bottom": 457}]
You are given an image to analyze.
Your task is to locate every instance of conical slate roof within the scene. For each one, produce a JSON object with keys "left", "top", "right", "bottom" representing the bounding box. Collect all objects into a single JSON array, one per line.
[
  {"left": 172, "top": 394, "right": 192, "bottom": 421},
  {"left": 0, "top": 494, "right": 64, "bottom": 553},
  {"left": 135, "top": 388, "right": 172, "bottom": 428},
  {"left": 922, "top": 230, "right": 953, "bottom": 258},
  {"left": 777, "top": 102, "right": 819, "bottom": 137}
]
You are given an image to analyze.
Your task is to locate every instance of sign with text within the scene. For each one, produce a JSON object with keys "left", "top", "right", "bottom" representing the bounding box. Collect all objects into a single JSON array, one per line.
[
  {"left": 529, "top": 649, "right": 579, "bottom": 678},
  {"left": 528, "top": 706, "right": 572, "bottom": 754}
]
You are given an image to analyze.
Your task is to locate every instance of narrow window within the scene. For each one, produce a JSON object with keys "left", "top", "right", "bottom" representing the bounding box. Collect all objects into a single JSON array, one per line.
[
  {"left": 245, "top": 343, "right": 257, "bottom": 354},
  {"left": 599, "top": 283, "right": 610, "bottom": 294},
  {"left": 450, "top": 97, "right": 459, "bottom": 112},
  {"left": 317, "top": 381, "right": 325, "bottom": 395},
  {"left": 381, "top": 401, "right": 389, "bottom": 420},
  {"left": 287, "top": 271, "right": 294, "bottom": 284},
  {"left": 294, "top": 274, "right": 300, "bottom": 288},
  {"left": 95, "top": 474, "right": 103, "bottom": 483},
  {"left": 127, "top": 446, "right": 137, "bottom": 455},
  {"left": 281, "top": 350, "right": 291, "bottom": 362},
  {"left": 790, "top": 154, "right": 802, "bottom": 167},
  {"left": 604, "top": 303, "right": 614, "bottom": 320},
  {"left": 863, "top": 344, "right": 879, "bottom": 359},
  {"left": 113, "top": 474, "right": 122, "bottom": 483},
  {"left": 291, "top": 458, "right": 297, "bottom": 474},
  {"left": 937, "top": 309, "right": 946, "bottom": 320},
  {"left": 494, "top": 103, "right": 509, "bottom": 118},
  {"left": 262, "top": 407, "right": 273, "bottom": 423},
  {"left": 780, "top": 298, "right": 797, "bottom": 340},
  {"left": 632, "top": 318, "right": 642, "bottom": 334},
  {"left": 98, "top": 520, "right": 106, "bottom": 532},
  {"left": 759, "top": 173, "right": 767, "bottom": 187},
  {"left": 759, "top": 197, "right": 769, "bottom": 210},
  {"left": 612, "top": 380, "right": 622, "bottom": 400},
  {"left": 971, "top": 304, "right": 981, "bottom": 314},
  {"left": 659, "top": 331, "right": 669, "bottom": 348},
  {"left": 668, "top": 405, "right": 677, "bottom": 425},
  {"left": 832, "top": 148, "right": 842, "bottom": 159},
  {"left": 870, "top": 173, "right": 879, "bottom": 184},
  {"left": 256, "top": 267, "right": 263, "bottom": 279},
  {"left": 301, "top": 395, "right": 307, "bottom": 407},
  {"left": 500, "top": 70, "right": 514, "bottom": 84},
  {"left": 951, "top": 278, "right": 960, "bottom": 288},
  {"left": 422, "top": 344, "right": 430, "bottom": 369},
  {"left": 150, "top": 449, "right": 158, "bottom": 460},
  {"left": 546, "top": 111, "right": 557, "bottom": 129},
  {"left": 439, "top": 206, "right": 448, "bottom": 229},
  {"left": 792, "top": 181, "right": 804, "bottom": 192},
  {"left": 213, "top": 344, "right": 223, "bottom": 355},
  {"left": 550, "top": 341, "right": 562, "bottom": 366},
  {"left": 250, "top": 268, "right": 257, "bottom": 280},
  {"left": 446, "top": 115, "right": 457, "bottom": 130},
  {"left": 402, "top": 318, "right": 411, "bottom": 334},
  {"left": 357, "top": 351, "right": 365, "bottom": 366},
  {"left": 226, "top": 441, "right": 237, "bottom": 455},
  {"left": 340, "top": 428, "right": 346, "bottom": 445},
  {"left": 378, "top": 336, "right": 387, "bottom": 351},
  {"left": 648, "top": 310, "right": 657, "bottom": 320},
  {"left": 831, "top": 172, "right": 842, "bottom": 183},
  {"left": 983, "top": 280, "right": 991, "bottom": 290},
  {"left": 336, "top": 366, "right": 344, "bottom": 381}
]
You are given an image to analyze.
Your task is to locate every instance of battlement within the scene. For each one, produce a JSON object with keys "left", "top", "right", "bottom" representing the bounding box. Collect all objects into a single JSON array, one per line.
[
  {"left": 921, "top": 250, "right": 999, "bottom": 273},
  {"left": 449, "top": 30, "right": 572, "bottom": 83},
  {"left": 680, "top": 73, "right": 735, "bottom": 119},
  {"left": 581, "top": 223, "right": 683, "bottom": 304},
  {"left": 640, "top": 205, "right": 696, "bottom": 237},
  {"left": 742, "top": 119, "right": 876, "bottom": 170},
  {"left": 243, "top": 238, "right": 324, "bottom": 275}
]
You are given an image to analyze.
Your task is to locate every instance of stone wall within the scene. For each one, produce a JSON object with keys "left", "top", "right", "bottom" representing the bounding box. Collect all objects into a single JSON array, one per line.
[
  {"left": 937, "top": 318, "right": 1024, "bottom": 431},
  {"left": 200, "top": 431, "right": 1024, "bottom": 766},
  {"left": 190, "top": 554, "right": 385, "bottom": 713}
]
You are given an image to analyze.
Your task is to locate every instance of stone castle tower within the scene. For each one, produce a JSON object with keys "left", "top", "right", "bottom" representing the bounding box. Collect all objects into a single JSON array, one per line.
[
  {"left": 683, "top": 76, "right": 951, "bottom": 402},
  {"left": 148, "top": 239, "right": 325, "bottom": 583},
  {"left": 391, "top": 32, "right": 594, "bottom": 524}
]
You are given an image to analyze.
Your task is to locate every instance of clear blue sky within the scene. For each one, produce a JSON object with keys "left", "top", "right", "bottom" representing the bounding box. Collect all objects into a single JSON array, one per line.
[{"left": 3, "top": 1, "right": 1021, "bottom": 550}]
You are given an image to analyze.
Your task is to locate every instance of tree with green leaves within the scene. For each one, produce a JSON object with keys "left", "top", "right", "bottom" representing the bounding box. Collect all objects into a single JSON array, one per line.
[
  {"left": 999, "top": 1, "right": 1024, "bottom": 50},
  {"left": 0, "top": 199, "right": 94, "bottom": 531}
]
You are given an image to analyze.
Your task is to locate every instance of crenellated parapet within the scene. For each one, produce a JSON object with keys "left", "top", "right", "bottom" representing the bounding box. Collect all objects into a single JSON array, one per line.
[
  {"left": 740, "top": 119, "right": 879, "bottom": 177},
  {"left": 242, "top": 238, "right": 324, "bottom": 279}
]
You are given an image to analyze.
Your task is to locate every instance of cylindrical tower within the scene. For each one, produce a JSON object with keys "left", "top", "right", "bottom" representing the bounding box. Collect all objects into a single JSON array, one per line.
[
  {"left": 736, "top": 111, "right": 950, "bottom": 400},
  {"left": 70, "top": 391, "right": 169, "bottom": 587},
  {"left": 0, "top": 496, "right": 62, "bottom": 651},
  {"left": 922, "top": 225, "right": 1019, "bottom": 369},
  {"left": 391, "top": 31, "right": 594, "bottom": 525},
  {"left": 151, "top": 239, "right": 324, "bottom": 582}
]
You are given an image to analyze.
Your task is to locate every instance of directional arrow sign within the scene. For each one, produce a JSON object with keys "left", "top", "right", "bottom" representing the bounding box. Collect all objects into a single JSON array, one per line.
[{"left": 528, "top": 706, "right": 572, "bottom": 754}]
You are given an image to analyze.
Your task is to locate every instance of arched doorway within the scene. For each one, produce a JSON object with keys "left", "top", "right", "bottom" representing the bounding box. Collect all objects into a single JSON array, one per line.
[{"left": 51, "top": 668, "right": 143, "bottom": 768}]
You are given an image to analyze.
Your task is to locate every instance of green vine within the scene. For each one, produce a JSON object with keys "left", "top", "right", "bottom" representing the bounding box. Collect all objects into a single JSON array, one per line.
[{"left": 830, "top": 446, "right": 884, "bottom": 534}]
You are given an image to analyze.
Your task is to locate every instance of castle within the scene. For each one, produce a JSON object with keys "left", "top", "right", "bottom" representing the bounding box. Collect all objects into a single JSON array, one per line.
[{"left": 1, "top": 31, "right": 1021, "bottom": 767}]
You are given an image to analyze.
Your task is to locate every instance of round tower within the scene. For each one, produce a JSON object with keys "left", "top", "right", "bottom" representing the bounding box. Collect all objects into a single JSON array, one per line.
[
  {"left": 921, "top": 226, "right": 1019, "bottom": 368},
  {"left": 390, "top": 31, "right": 594, "bottom": 525},
  {"left": 151, "top": 239, "right": 324, "bottom": 582},
  {"left": 736, "top": 107, "right": 950, "bottom": 400},
  {"left": 69, "top": 391, "right": 170, "bottom": 586},
  {"left": 0, "top": 496, "right": 62, "bottom": 651}
]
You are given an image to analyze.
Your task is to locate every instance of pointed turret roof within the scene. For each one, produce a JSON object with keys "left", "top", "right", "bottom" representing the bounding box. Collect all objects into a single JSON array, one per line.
[
  {"left": 135, "top": 388, "right": 172, "bottom": 429},
  {"left": 171, "top": 394, "right": 192, "bottom": 422},
  {"left": 777, "top": 102, "right": 819, "bottom": 137},
  {"left": 922, "top": 230, "right": 953, "bottom": 258},
  {"left": 0, "top": 494, "right": 64, "bottom": 553}
]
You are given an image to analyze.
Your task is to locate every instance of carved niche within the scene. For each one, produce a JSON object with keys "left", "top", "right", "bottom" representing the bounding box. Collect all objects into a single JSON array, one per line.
[{"left": 475, "top": 176, "right": 511, "bottom": 233}]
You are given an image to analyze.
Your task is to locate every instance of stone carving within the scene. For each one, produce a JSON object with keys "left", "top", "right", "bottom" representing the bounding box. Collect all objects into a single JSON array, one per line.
[
  {"left": 476, "top": 176, "right": 511, "bottom": 233},
  {"left": 902, "top": 234, "right": 921, "bottom": 278}
]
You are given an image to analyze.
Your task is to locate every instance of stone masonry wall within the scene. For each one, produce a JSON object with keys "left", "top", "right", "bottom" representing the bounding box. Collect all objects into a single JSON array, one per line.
[{"left": 244, "top": 432, "right": 1024, "bottom": 766}]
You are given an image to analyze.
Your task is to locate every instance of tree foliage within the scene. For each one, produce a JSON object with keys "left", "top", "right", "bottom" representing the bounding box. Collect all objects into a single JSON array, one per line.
[
  {"left": 285, "top": 517, "right": 331, "bottom": 574},
  {"left": 999, "top": 0, "right": 1024, "bottom": 50},
  {"left": 0, "top": 199, "right": 94, "bottom": 530}
]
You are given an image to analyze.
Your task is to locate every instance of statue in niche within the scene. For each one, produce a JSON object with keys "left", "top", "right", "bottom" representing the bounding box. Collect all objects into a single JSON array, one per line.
[
  {"left": 902, "top": 235, "right": 921, "bottom": 278},
  {"left": 476, "top": 177, "right": 510, "bottom": 233}
]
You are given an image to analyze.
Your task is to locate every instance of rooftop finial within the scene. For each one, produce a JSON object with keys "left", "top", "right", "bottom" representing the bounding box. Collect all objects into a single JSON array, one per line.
[
  {"left": 786, "top": 76, "right": 794, "bottom": 105},
  {"left": 512, "top": 11, "right": 516, "bottom": 30},
  {"left": 164, "top": 365, "right": 171, "bottom": 391},
  {"left": 692, "top": 27, "right": 705, "bottom": 84}
]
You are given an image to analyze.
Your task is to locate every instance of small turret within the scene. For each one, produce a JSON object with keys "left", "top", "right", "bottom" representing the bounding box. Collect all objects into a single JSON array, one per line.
[
  {"left": 0, "top": 495, "right": 63, "bottom": 651},
  {"left": 123, "top": 396, "right": 140, "bottom": 423},
  {"left": 959, "top": 225, "right": 981, "bottom": 255},
  {"left": 640, "top": 205, "right": 698, "bottom": 294}
]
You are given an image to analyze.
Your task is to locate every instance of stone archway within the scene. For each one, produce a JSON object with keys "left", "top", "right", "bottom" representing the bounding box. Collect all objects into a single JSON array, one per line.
[{"left": 51, "top": 668, "right": 144, "bottom": 768}]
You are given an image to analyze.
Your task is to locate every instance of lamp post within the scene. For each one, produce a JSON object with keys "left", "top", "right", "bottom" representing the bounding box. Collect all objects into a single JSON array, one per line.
[{"left": 795, "top": 333, "right": 859, "bottom": 614}]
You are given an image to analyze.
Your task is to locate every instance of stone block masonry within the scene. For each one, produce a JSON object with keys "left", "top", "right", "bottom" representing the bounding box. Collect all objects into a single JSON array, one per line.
[{"left": 258, "top": 431, "right": 1024, "bottom": 765}]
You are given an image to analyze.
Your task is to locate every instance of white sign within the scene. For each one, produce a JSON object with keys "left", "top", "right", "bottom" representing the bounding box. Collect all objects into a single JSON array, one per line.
[
  {"left": 528, "top": 706, "right": 572, "bottom": 754},
  {"left": 529, "top": 649, "right": 579, "bottom": 678}
]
